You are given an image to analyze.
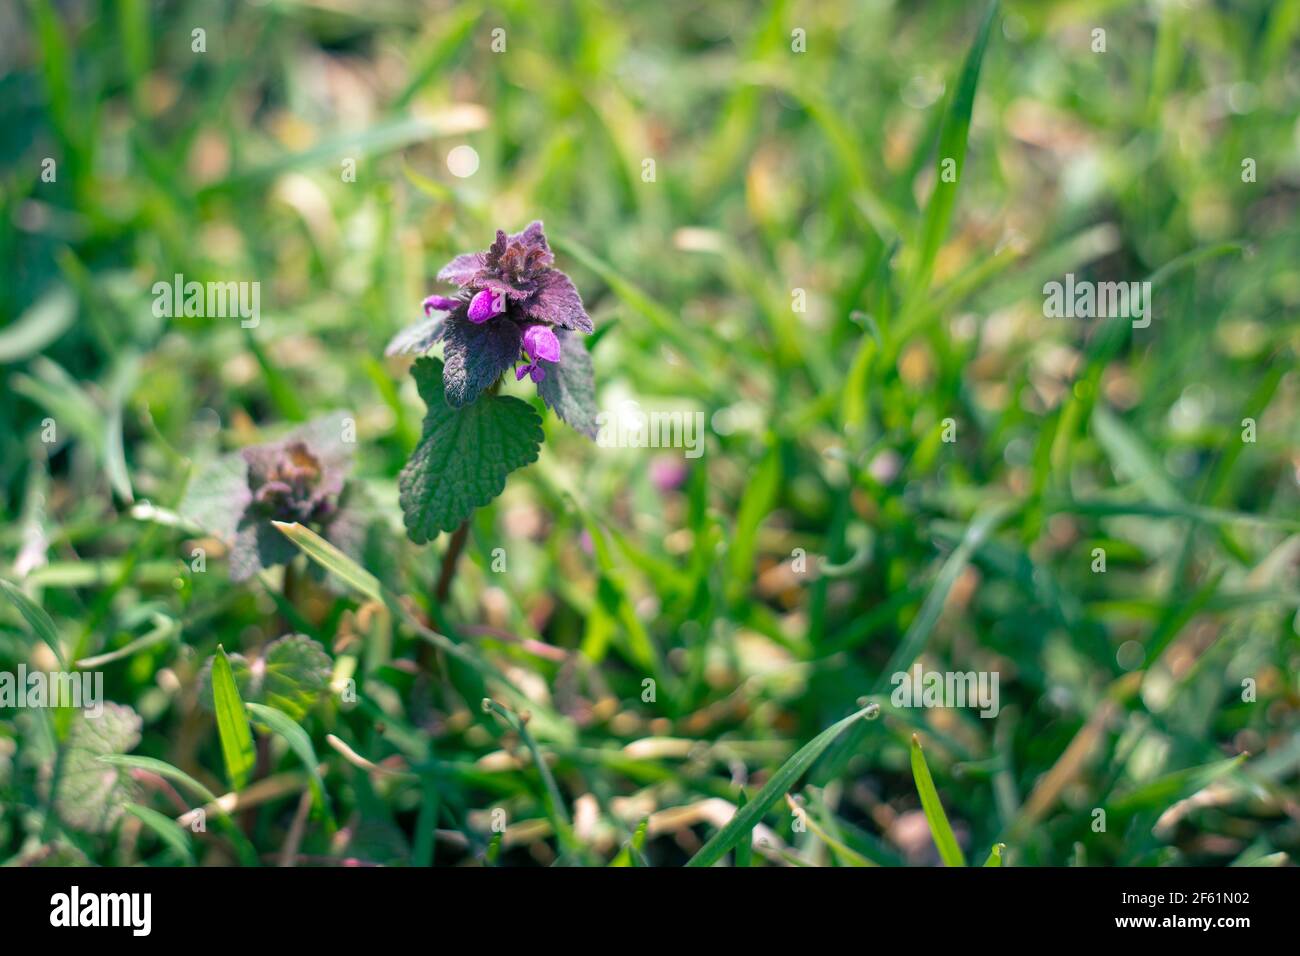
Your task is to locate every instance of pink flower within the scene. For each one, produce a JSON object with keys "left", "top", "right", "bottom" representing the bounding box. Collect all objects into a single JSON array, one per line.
[
  {"left": 422, "top": 294, "right": 459, "bottom": 315},
  {"left": 467, "top": 289, "right": 505, "bottom": 323},
  {"left": 522, "top": 324, "right": 561, "bottom": 362}
]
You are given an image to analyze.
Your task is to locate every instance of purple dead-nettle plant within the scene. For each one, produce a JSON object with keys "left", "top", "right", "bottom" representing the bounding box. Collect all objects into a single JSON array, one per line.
[
  {"left": 179, "top": 413, "right": 367, "bottom": 582},
  {"left": 385, "top": 221, "right": 599, "bottom": 546}
]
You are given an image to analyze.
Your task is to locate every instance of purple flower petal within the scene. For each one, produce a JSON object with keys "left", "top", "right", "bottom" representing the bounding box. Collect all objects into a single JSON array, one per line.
[
  {"left": 515, "top": 363, "right": 533, "bottom": 381},
  {"left": 422, "top": 294, "right": 458, "bottom": 315},
  {"left": 468, "top": 289, "right": 504, "bottom": 323},
  {"left": 522, "top": 323, "right": 561, "bottom": 363},
  {"left": 529, "top": 364, "right": 546, "bottom": 383}
]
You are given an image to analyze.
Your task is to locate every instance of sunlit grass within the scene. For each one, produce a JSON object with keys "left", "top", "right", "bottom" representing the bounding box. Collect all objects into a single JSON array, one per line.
[{"left": 0, "top": 0, "right": 1297, "bottom": 867}]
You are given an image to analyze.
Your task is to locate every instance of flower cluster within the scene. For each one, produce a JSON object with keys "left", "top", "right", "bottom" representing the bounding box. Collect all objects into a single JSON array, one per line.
[{"left": 387, "top": 222, "right": 596, "bottom": 432}]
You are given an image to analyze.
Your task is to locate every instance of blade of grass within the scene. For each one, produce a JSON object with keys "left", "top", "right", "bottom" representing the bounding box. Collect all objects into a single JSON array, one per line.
[
  {"left": 75, "top": 613, "right": 180, "bottom": 668},
  {"left": 787, "top": 794, "right": 875, "bottom": 866},
  {"left": 0, "top": 578, "right": 67, "bottom": 666},
  {"left": 875, "top": 501, "right": 1014, "bottom": 688},
  {"left": 123, "top": 803, "right": 194, "bottom": 865},
  {"left": 481, "top": 698, "right": 580, "bottom": 859},
  {"left": 910, "top": 733, "right": 967, "bottom": 867},
  {"left": 0, "top": 286, "right": 77, "bottom": 363},
  {"left": 246, "top": 701, "right": 334, "bottom": 831},
  {"left": 733, "top": 790, "right": 752, "bottom": 868},
  {"left": 686, "top": 704, "right": 874, "bottom": 867},
  {"left": 99, "top": 754, "right": 218, "bottom": 806},
  {"left": 902, "top": 0, "right": 999, "bottom": 309},
  {"left": 609, "top": 818, "right": 649, "bottom": 867},
  {"left": 211, "top": 645, "right": 256, "bottom": 790},
  {"left": 105, "top": 753, "right": 258, "bottom": 863}
]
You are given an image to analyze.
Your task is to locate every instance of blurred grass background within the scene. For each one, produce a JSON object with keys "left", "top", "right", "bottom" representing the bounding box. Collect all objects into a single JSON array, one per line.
[{"left": 1, "top": 0, "right": 1298, "bottom": 866}]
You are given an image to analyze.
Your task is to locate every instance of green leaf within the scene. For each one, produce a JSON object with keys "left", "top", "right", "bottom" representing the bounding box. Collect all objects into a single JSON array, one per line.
[
  {"left": 245, "top": 701, "right": 333, "bottom": 828},
  {"left": 983, "top": 843, "right": 1006, "bottom": 867},
  {"left": 909, "top": 734, "right": 967, "bottom": 867},
  {"left": 686, "top": 705, "right": 874, "bottom": 867},
  {"left": 47, "top": 704, "right": 142, "bottom": 833},
  {"left": 1108, "top": 753, "right": 1247, "bottom": 816},
  {"left": 123, "top": 803, "right": 194, "bottom": 864},
  {"left": 0, "top": 578, "right": 67, "bottom": 666},
  {"left": 211, "top": 646, "right": 256, "bottom": 790},
  {"left": 399, "top": 357, "right": 543, "bottom": 543},
  {"left": 76, "top": 612, "right": 180, "bottom": 668}
]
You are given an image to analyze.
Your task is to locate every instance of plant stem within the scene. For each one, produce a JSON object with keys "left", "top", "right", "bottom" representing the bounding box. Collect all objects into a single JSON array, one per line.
[
  {"left": 277, "top": 559, "right": 300, "bottom": 638},
  {"left": 418, "top": 521, "right": 470, "bottom": 675},
  {"left": 435, "top": 520, "right": 470, "bottom": 605}
]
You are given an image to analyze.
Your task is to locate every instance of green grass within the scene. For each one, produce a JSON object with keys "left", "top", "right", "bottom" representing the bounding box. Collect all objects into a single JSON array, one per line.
[{"left": 0, "top": 0, "right": 1297, "bottom": 867}]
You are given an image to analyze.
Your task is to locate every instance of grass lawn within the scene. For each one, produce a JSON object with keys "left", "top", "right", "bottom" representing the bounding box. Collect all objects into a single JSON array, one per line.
[{"left": 1, "top": 0, "right": 1297, "bottom": 868}]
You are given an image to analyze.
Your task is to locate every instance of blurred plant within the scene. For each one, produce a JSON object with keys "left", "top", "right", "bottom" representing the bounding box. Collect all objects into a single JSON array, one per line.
[{"left": 179, "top": 413, "right": 365, "bottom": 581}]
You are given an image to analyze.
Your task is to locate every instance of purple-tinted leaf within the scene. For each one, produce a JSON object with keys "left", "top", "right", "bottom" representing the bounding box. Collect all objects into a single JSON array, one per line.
[
  {"left": 479, "top": 275, "right": 533, "bottom": 300},
  {"left": 484, "top": 230, "right": 508, "bottom": 265},
  {"left": 524, "top": 270, "right": 593, "bottom": 333},
  {"left": 437, "top": 252, "right": 486, "bottom": 285},
  {"left": 230, "top": 516, "right": 299, "bottom": 581},
  {"left": 506, "top": 220, "right": 554, "bottom": 269},
  {"left": 183, "top": 414, "right": 357, "bottom": 582},
  {"left": 386, "top": 315, "right": 446, "bottom": 355},
  {"left": 283, "top": 412, "right": 354, "bottom": 493},
  {"left": 179, "top": 452, "right": 251, "bottom": 541},
  {"left": 537, "top": 329, "right": 598, "bottom": 439},
  {"left": 441, "top": 314, "right": 523, "bottom": 408}
]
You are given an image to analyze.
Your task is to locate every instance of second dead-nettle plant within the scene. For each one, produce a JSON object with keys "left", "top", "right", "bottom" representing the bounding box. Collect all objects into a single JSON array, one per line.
[
  {"left": 179, "top": 412, "right": 366, "bottom": 582},
  {"left": 386, "top": 221, "right": 598, "bottom": 545}
]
